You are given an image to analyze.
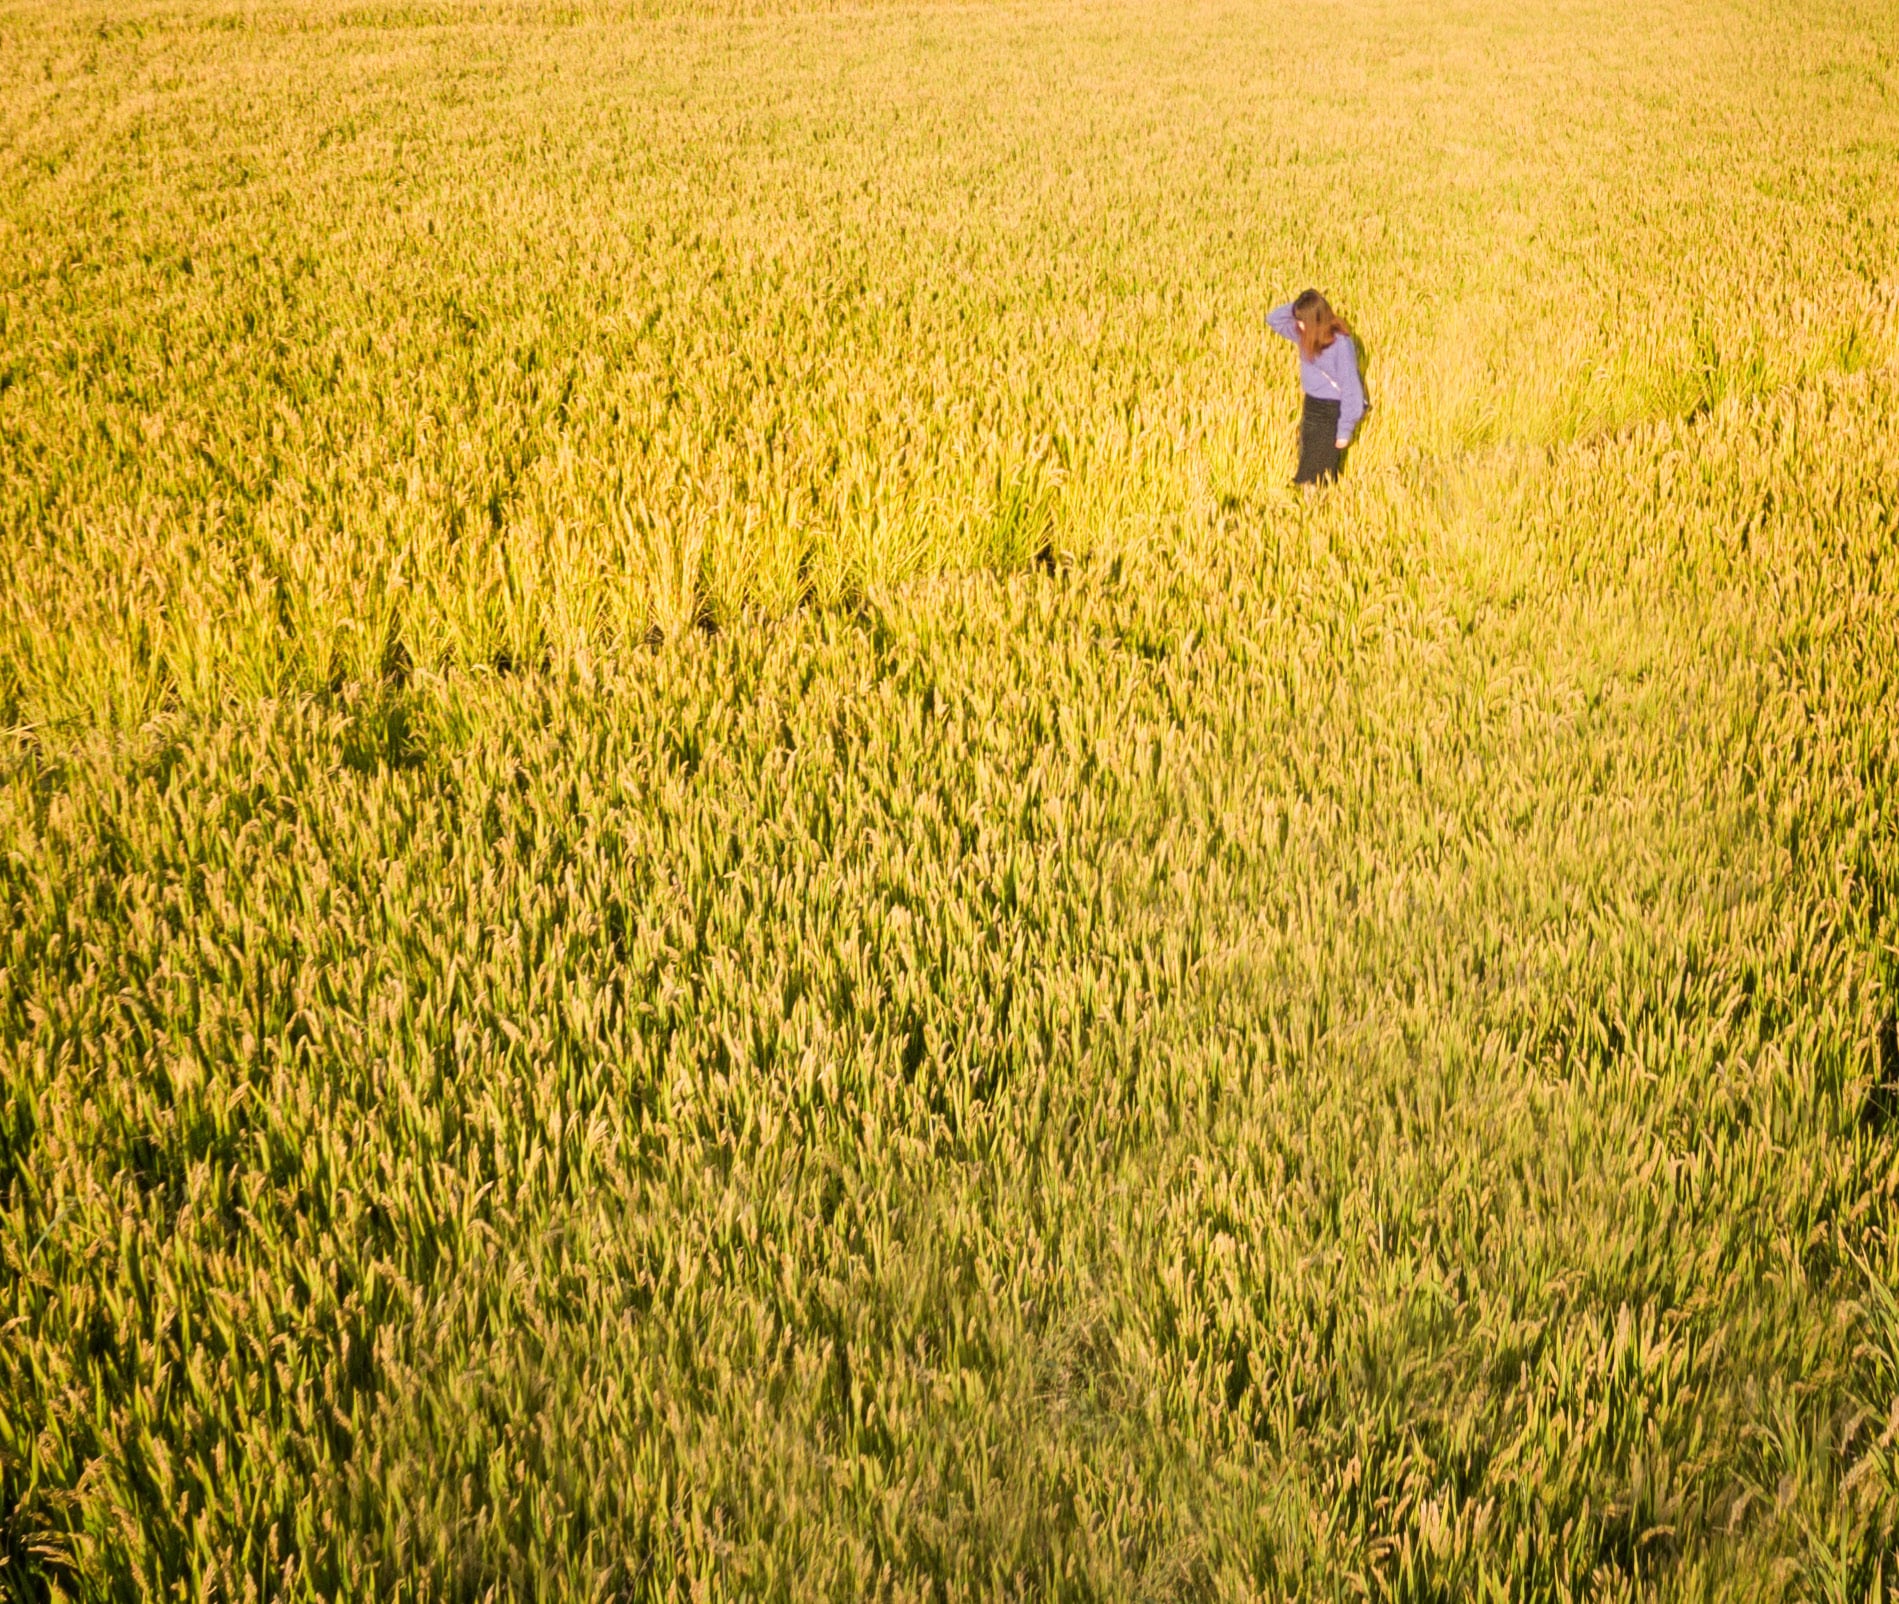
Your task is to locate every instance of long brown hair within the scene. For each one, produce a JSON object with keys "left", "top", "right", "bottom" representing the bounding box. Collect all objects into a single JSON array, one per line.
[{"left": 1292, "top": 288, "right": 1351, "bottom": 363}]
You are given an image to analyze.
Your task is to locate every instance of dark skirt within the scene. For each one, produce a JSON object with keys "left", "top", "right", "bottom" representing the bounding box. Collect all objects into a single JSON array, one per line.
[{"left": 1295, "top": 396, "right": 1342, "bottom": 485}]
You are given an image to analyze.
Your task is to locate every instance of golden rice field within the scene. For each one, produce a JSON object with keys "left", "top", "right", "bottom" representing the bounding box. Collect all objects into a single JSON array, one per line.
[{"left": 4, "top": 0, "right": 1899, "bottom": 1594}]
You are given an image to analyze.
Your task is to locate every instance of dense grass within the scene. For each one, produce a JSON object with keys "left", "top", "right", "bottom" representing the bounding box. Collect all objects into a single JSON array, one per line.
[
  {"left": 4, "top": 0, "right": 1896, "bottom": 723},
  {"left": 5, "top": 0, "right": 1899, "bottom": 1597}
]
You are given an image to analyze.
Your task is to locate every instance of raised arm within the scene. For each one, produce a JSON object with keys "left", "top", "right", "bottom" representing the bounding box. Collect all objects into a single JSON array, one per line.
[{"left": 1265, "top": 302, "right": 1300, "bottom": 342}]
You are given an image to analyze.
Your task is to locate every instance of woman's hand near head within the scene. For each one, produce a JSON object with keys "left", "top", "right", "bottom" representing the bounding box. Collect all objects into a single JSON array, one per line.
[{"left": 1265, "top": 302, "right": 1301, "bottom": 341}]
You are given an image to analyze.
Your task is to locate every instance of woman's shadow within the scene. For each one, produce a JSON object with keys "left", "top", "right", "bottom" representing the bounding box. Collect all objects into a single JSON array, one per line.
[{"left": 1339, "top": 326, "right": 1375, "bottom": 475}]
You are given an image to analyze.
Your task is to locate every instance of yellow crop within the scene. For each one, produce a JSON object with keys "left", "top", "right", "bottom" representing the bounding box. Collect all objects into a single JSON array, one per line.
[{"left": 2, "top": 0, "right": 1897, "bottom": 1595}]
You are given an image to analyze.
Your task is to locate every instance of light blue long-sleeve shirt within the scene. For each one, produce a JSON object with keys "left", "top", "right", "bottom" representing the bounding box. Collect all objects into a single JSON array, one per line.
[{"left": 1267, "top": 303, "right": 1367, "bottom": 444}]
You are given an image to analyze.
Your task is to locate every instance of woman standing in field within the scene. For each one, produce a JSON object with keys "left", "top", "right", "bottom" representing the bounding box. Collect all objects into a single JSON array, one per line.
[{"left": 1267, "top": 290, "right": 1366, "bottom": 486}]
